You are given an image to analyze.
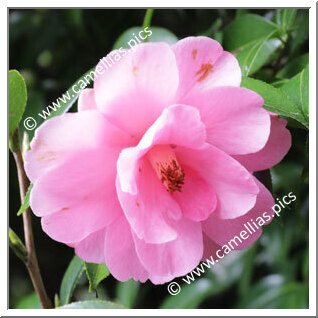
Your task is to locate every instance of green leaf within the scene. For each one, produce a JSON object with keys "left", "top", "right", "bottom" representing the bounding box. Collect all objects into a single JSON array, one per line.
[
  {"left": 237, "top": 36, "right": 281, "bottom": 76},
  {"left": 280, "top": 65, "right": 309, "bottom": 124},
  {"left": 223, "top": 14, "right": 278, "bottom": 51},
  {"left": 276, "top": 53, "right": 309, "bottom": 79},
  {"left": 9, "top": 70, "right": 27, "bottom": 135},
  {"left": 16, "top": 292, "right": 41, "bottom": 309},
  {"left": 59, "top": 255, "right": 84, "bottom": 306},
  {"left": 58, "top": 300, "right": 125, "bottom": 309},
  {"left": 113, "top": 26, "right": 178, "bottom": 49},
  {"left": 272, "top": 78, "right": 289, "bottom": 88},
  {"left": 84, "top": 262, "right": 110, "bottom": 292},
  {"left": 9, "top": 227, "right": 27, "bottom": 263},
  {"left": 17, "top": 183, "right": 33, "bottom": 216},
  {"left": 241, "top": 76, "right": 308, "bottom": 128},
  {"left": 290, "top": 10, "right": 309, "bottom": 55},
  {"left": 116, "top": 279, "right": 140, "bottom": 309},
  {"left": 278, "top": 9, "right": 297, "bottom": 34},
  {"left": 301, "top": 65, "right": 309, "bottom": 122}
]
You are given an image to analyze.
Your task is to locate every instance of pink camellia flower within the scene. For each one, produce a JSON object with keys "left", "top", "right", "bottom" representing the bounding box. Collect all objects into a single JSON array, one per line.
[{"left": 25, "top": 37, "right": 291, "bottom": 284}]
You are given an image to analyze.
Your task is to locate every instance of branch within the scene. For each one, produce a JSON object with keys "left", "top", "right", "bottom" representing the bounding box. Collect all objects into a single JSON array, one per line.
[{"left": 12, "top": 139, "right": 52, "bottom": 309}]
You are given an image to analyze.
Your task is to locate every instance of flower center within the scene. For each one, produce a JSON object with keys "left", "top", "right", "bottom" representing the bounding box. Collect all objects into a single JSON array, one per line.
[{"left": 147, "top": 145, "right": 185, "bottom": 194}]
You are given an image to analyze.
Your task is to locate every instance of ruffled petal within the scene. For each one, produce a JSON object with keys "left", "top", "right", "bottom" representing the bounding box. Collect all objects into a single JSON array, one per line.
[
  {"left": 180, "top": 86, "right": 270, "bottom": 155},
  {"left": 94, "top": 44, "right": 179, "bottom": 137},
  {"left": 116, "top": 159, "right": 181, "bottom": 244},
  {"left": 27, "top": 112, "right": 132, "bottom": 244},
  {"left": 173, "top": 36, "right": 241, "bottom": 99},
  {"left": 104, "top": 216, "right": 148, "bottom": 282},
  {"left": 233, "top": 115, "right": 291, "bottom": 171},
  {"left": 117, "top": 104, "right": 206, "bottom": 195},
  {"left": 133, "top": 218, "right": 203, "bottom": 277},
  {"left": 202, "top": 179, "right": 274, "bottom": 249},
  {"left": 202, "top": 233, "right": 222, "bottom": 261},
  {"left": 175, "top": 144, "right": 259, "bottom": 219},
  {"left": 173, "top": 166, "right": 217, "bottom": 221},
  {"left": 25, "top": 111, "right": 133, "bottom": 182},
  {"left": 74, "top": 228, "right": 106, "bottom": 263},
  {"left": 78, "top": 88, "right": 98, "bottom": 111}
]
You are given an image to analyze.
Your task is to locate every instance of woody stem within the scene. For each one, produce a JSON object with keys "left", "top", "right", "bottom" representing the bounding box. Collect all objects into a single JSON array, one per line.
[{"left": 12, "top": 142, "right": 52, "bottom": 309}]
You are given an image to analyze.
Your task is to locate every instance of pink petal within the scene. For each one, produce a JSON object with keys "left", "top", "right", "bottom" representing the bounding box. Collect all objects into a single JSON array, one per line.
[
  {"left": 104, "top": 216, "right": 148, "bottom": 282},
  {"left": 202, "top": 179, "right": 274, "bottom": 249},
  {"left": 78, "top": 89, "right": 98, "bottom": 111},
  {"left": 117, "top": 104, "right": 206, "bottom": 195},
  {"left": 172, "top": 36, "right": 241, "bottom": 99},
  {"left": 94, "top": 44, "right": 179, "bottom": 137},
  {"left": 24, "top": 111, "right": 133, "bottom": 183},
  {"left": 41, "top": 194, "right": 119, "bottom": 244},
  {"left": 181, "top": 86, "right": 270, "bottom": 155},
  {"left": 33, "top": 150, "right": 123, "bottom": 243},
  {"left": 133, "top": 218, "right": 203, "bottom": 277},
  {"left": 175, "top": 144, "right": 259, "bottom": 219},
  {"left": 116, "top": 159, "right": 181, "bottom": 244},
  {"left": 30, "top": 149, "right": 119, "bottom": 218},
  {"left": 74, "top": 228, "right": 106, "bottom": 263},
  {"left": 173, "top": 166, "right": 217, "bottom": 221},
  {"left": 202, "top": 233, "right": 222, "bottom": 261},
  {"left": 27, "top": 112, "right": 132, "bottom": 244},
  {"left": 148, "top": 273, "right": 175, "bottom": 285},
  {"left": 233, "top": 115, "right": 292, "bottom": 171}
]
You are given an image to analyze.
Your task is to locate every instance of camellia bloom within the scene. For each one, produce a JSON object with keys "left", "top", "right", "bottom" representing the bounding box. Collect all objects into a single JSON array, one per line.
[{"left": 25, "top": 37, "right": 291, "bottom": 284}]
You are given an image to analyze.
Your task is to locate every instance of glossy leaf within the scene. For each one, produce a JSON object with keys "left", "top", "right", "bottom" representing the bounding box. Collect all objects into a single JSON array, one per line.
[
  {"left": 276, "top": 53, "right": 309, "bottom": 79},
  {"left": 59, "top": 255, "right": 84, "bottom": 306},
  {"left": 9, "top": 70, "right": 27, "bottom": 135},
  {"left": 290, "top": 10, "right": 309, "bottom": 55},
  {"left": 223, "top": 14, "right": 278, "bottom": 51},
  {"left": 9, "top": 227, "right": 27, "bottom": 263},
  {"left": 280, "top": 65, "right": 309, "bottom": 124},
  {"left": 272, "top": 79, "right": 289, "bottom": 88},
  {"left": 116, "top": 280, "right": 140, "bottom": 309},
  {"left": 277, "top": 9, "right": 297, "bottom": 34},
  {"left": 58, "top": 300, "right": 125, "bottom": 309},
  {"left": 17, "top": 183, "right": 33, "bottom": 216},
  {"left": 237, "top": 37, "right": 281, "bottom": 76},
  {"left": 113, "top": 26, "right": 178, "bottom": 49},
  {"left": 301, "top": 65, "right": 309, "bottom": 122},
  {"left": 241, "top": 76, "right": 308, "bottom": 128},
  {"left": 84, "top": 262, "right": 110, "bottom": 292}
]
